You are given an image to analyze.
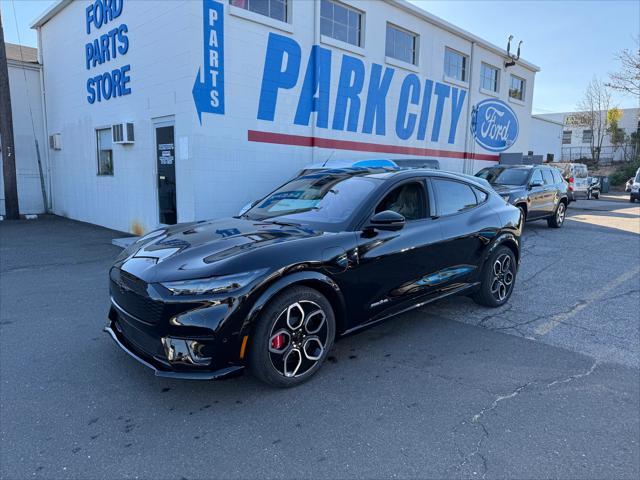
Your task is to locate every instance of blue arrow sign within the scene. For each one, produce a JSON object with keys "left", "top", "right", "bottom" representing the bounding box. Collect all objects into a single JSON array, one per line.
[{"left": 193, "top": 0, "right": 225, "bottom": 124}]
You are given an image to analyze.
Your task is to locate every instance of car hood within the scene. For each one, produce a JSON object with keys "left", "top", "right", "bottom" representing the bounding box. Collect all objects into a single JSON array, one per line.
[
  {"left": 490, "top": 184, "right": 524, "bottom": 195},
  {"left": 116, "top": 217, "right": 324, "bottom": 282}
]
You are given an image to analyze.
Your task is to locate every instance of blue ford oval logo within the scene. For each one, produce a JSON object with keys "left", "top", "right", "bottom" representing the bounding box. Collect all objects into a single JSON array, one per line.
[{"left": 471, "top": 99, "right": 519, "bottom": 152}]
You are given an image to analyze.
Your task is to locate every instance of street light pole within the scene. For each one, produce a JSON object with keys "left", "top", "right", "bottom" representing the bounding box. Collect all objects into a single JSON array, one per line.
[{"left": 0, "top": 11, "right": 20, "bottom": 220}]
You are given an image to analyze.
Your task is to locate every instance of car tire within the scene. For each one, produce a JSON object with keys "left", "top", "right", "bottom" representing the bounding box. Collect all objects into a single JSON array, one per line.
[
  {"left": 472, "top": 246, "right": 517, "bottom": 308},
  {"left": 594, "top": 193, "right": 599, "bottom": 200},
  {"left": 547, "top": 201, "right": 566, "bottom": 228},
  {"left": 248, "top": 286, "right": 335, "bottom": 387}
]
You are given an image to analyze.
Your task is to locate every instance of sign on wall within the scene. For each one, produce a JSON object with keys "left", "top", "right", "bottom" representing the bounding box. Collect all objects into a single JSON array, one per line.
[
  {"left": 255, "top": 33, "right": 468, "bottom": 145},
  {"left": 471, "top": 99, "right": 519, "bottom": 152},
  {"left": 193, "top": 0, "right": 225, "bottom": 123},
  {"left": 85, "top": 0, "right": 132, "bottom": 104}
]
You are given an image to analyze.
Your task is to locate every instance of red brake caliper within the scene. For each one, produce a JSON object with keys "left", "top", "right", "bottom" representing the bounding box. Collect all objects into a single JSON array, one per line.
[{"left": 271, "top": 333, "right": 285, "bottom": 350}]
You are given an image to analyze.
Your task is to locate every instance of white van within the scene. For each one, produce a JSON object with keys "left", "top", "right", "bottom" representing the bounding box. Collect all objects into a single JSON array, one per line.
[
  {"left": 553, "top": 163, "right": 589, "bottom": 201},
  {"left": 630, "top": 167, "right": 640, "bottom": 203}
]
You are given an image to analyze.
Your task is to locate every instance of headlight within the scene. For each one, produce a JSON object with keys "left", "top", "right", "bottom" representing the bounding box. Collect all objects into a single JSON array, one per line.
[
  {"left": 632, "top": 185, "right": 640, "bottom": 192},
  {"left": 161, "top": 269, "right": 267, "bottom": 295}
]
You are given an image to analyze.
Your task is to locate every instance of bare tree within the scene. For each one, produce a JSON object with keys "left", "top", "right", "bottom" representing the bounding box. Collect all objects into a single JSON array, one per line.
[
  {"left": 606, "top": 36, "right": 640, "bottom": 97},
  {"left": 565, "top": 78, "right": 613, "bottom": 163}
]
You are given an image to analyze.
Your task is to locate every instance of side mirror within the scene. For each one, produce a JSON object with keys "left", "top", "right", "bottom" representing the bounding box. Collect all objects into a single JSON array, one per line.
[
  {"left": 367, "top": 210, "right": 406, "bottom": 232},
  {"left": 529, "top": 180, "right": 543, "bottom": 189}
]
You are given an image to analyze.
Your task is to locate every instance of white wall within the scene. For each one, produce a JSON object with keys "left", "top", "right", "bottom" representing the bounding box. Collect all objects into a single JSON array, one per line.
[
  {"left": 0, "top": 62, "right": 47, "bottom": 215},
  {"left": 38, "top": 0, "right": 538, "bottom": 233},
  {"left": 530, "top": 115, "right": 562, "bottom": 161}
]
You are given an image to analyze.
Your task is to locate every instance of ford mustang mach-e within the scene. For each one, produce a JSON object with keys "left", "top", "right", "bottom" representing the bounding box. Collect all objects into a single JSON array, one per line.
[{"left": 106, "top": 168, "right": 522, "bottom": 387}]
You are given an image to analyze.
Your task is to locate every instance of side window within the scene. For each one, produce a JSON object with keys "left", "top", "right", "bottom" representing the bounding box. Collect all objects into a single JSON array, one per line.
[
  {"left": 542, "top": 169, "right": 554, "bottom": 185},
  {"left": 551, "top": 169, "right": 563, "bottom": 184},
  {"left": 433, "top": 179, "right": 478, "bottom": 216},
  {"left": 473, "top": 187, "right": 488, "bottom": 203},
  {"left": 530, "top": 169, "right": 543, "bottom": 185},
  {"left": 375, "top": 182, "right": 426, "bottom": 221}
]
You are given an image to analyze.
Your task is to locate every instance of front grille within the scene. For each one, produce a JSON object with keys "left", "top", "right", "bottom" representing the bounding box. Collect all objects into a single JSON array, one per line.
[
  {"left": 115, "top": 314, "right": 165, "bottom": 359},
  {"left": 110, "top": 269, "right": 165, "bottom": 324}
]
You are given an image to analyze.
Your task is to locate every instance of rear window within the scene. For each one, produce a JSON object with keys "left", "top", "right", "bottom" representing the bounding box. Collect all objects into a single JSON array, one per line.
[{"left": 572, "top": 165, "right": 588, "bottom": 178}]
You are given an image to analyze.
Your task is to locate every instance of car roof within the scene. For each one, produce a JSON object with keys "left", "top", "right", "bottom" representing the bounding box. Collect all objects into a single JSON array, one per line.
[{"left": 299, "top": 167, "right": 491, "bottom": 189}]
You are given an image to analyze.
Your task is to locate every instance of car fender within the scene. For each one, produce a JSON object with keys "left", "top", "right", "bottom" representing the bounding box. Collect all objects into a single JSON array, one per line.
[
  {"left": 240, "top": 269, "right": 347, "bottom": 337},
  {"left": 482, "top": 232, "right": 521, "bottom": 267}
]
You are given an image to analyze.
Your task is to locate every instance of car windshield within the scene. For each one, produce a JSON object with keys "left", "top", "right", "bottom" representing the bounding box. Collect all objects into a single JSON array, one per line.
[
  {"left": 635, "top": 171, "right": 640, "bottom": 183},
  {"left": 476, "top": 167, "right": 530, "bottom": 186},
  {"left": 244, "top": 173, "right": 379, "bottom": 227}
]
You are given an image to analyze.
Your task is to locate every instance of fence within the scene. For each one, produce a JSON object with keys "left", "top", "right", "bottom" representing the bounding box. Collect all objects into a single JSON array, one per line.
[{"left": 561, "top": 145, "right": 637, "bottom": 165}]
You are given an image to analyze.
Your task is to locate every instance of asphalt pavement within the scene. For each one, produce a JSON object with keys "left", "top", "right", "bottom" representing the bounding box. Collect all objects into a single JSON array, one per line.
[{"left": 1, "top": 198, "right": 638, "bottom": 479}]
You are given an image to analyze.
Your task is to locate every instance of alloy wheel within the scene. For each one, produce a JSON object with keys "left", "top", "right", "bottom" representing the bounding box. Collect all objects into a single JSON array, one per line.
[
  {"left": 556, "top": 203, "right": 566, "bottom": 225},
  {"left": 490, "top": 253, "right": 514, "bottom": 302},
  {"left": 268, "top": 301, "right": 329, "bottom": 378}
]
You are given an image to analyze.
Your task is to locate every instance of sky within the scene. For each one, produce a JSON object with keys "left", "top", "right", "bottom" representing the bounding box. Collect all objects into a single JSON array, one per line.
[{"left": 1, "top": 0, "right": 638, "bottom": 114}]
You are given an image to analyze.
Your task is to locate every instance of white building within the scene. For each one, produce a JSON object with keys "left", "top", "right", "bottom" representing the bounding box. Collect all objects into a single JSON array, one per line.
[
  {"left": 0, "top": 43, "right": 48, "bottom": 216},
  {"left": 31, "top": 0, "right": 539, "bottom": 233},
  {"left": 530, "top": 114, "right": 563, "bottom": 161},
  {"left": 536, "top": 107, "right": 639, "bottom": 162}
]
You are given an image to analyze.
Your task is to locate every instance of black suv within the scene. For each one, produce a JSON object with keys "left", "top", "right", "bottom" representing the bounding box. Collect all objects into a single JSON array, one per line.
[{"left": 476, "top": 165, "right": 569, "bottom": 228}]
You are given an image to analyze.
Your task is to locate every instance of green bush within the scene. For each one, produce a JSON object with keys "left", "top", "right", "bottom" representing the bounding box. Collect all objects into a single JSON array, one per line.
[{"left": 609, "top": 160, "right": 640, "bottom": 186}]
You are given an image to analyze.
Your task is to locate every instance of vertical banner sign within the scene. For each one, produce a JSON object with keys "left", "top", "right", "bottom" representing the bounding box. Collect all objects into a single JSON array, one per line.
[{"left": 193, "top": 0, "right": 225, "bottom": 123}]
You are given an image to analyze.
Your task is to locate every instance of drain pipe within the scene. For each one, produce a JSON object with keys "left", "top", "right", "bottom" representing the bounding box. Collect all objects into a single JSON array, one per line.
[
  {"left": 463, "top": 41, "right": 476, "bottom": 175},
  {"left": 312, "top": 0, "right": 320, "bottom": 164}
]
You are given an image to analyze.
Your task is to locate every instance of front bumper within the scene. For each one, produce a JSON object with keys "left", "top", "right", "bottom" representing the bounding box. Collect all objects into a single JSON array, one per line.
[{"left": 104, "top": 320, "right": 244, "bottom": 380}]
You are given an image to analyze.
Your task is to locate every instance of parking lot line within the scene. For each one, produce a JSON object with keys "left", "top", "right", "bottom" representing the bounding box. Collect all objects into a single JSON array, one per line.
[{"left": 534, "top": 265, "right": 640, "bottom": 337}]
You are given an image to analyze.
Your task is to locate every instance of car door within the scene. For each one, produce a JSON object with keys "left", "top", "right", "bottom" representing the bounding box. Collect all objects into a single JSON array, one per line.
[
  {"left": 354, "top": 179, "right": 445, "bottom": 323},
  {"left": 527, "top": 168, "right": 547, "bottom": 219},
  {"left": 430, "top": 177, "right": 500, "bottom": 292},
  {"left": 541, "top": 168, "right": 559, "bottom": 215}
]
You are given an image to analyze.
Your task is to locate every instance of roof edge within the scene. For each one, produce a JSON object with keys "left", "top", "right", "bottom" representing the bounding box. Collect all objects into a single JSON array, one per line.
[
  {"left": 30, "top": 0, "right": 72, "bottom": 29},
  {"left": 388, "top": 0, "right": 541, "bottom": 72},
  {"left": 31, "top": 0, "right": 541, "bottom": 73}
]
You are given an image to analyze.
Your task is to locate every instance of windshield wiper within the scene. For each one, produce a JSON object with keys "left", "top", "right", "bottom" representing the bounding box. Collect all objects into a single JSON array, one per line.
[{"left": 267, "top": 220, "right": 302, "bottom": 227}]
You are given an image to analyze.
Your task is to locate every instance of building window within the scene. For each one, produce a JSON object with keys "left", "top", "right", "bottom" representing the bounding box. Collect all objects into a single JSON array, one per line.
[
  {"left": 444, "top": 48, "right": 467, "bottom": 82},
  {"left": 582, "top": 129, "right": 593, "bottom": 143},
  {"left": 386, "top": 24, "right": 417, "bottom": 65},
  {"left": 229, "top": 0, "right": 287, "bottom": 23},
  {"left": 562, "top": 130, "right": 572, "bottom": 144},
  {"left": 96, "top": 128, "right": 113, "bottom": 176},
  {"left": 480, "top": 63, "right": 499, "bottom": 92},
  {"left": 509, "top": 75, "right": 525, "bottom": 101},
  {"left": 320, "top": 0, "right": 362, "bottom": 47}
]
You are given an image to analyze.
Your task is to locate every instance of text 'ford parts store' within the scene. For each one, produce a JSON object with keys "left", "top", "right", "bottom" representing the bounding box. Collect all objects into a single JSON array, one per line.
[{"left": 32, "top": 0, "right": 539, "bottom": 233}]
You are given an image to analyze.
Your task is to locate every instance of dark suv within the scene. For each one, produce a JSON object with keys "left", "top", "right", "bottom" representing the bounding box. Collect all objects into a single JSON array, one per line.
[{"left": 476, "top": 165, "right": 569, "bottom": 228}]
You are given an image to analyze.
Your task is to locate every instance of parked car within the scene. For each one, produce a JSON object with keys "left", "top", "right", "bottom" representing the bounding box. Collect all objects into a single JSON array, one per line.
[
  {"left": 586, "top": 177, "right": 601, "bottom": 200},
  {"left": 553, "top": 162, "right": 589, "bottom": 201},
  {"left": 625, "top": 177, "right": 634, "bottom": 193},
  {"left": 630, "top": 168, "right": 640, "bottom": 203},
  {"left": 106, "top": 168, "right": 522, "bottom": 387},
  {"left": 475, "top": 164, "right": 569, "bottom": 228}
]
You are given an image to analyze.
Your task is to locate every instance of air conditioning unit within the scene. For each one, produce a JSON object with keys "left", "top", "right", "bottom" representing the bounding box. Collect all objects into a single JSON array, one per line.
[
  {"left": 112, "top": 122, "right": 135, "bottom": 144},
  {"left": 49, "top": 133, "right": 62, "bottom": 150}
]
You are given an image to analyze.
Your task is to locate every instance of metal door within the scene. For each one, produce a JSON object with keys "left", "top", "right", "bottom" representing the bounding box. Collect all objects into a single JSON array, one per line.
[{"left": 155, "top": 124, "right": 176, "bottom": 225}]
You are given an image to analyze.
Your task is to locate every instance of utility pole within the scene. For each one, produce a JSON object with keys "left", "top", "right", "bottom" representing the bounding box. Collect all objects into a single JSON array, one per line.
[{"left": 0, "top": 11, "right": 20, "bottom": 219}]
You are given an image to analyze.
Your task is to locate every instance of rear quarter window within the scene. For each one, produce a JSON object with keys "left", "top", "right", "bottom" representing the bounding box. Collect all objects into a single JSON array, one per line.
[{"left": 433, "top": 179, "right": 478, "bottom": 216}]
